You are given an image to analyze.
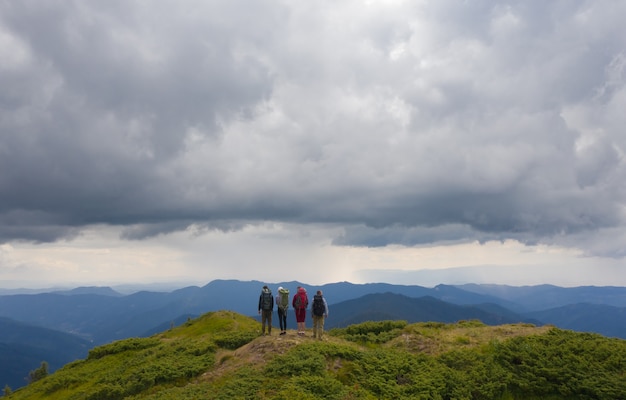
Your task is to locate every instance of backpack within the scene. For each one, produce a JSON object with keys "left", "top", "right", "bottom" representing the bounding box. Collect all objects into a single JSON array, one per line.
[
  {"left": 294, "top": 292, "right": 307, "bottom": 309},
  {"left": 261, "top": 290, "right": 273, "bottom": 310},
  {"left": 278, "top": 288, "right": 290, "bottom": 310},
  {"left": 312, "top": 294, "right": 325, "bottom": 316}
]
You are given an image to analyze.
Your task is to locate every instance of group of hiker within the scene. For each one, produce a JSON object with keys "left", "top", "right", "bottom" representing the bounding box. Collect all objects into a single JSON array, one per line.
[{"left": 258, "top": 285, "right": 329, "bottom": 339}]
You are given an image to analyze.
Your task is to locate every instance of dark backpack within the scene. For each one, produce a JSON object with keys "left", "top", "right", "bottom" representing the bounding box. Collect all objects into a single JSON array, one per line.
[
  {"left": 261, "top": 290, "right": 273, "bottom": 310},
  {"left": 312, "top": 294, "right": 325, "bottom": 316}
]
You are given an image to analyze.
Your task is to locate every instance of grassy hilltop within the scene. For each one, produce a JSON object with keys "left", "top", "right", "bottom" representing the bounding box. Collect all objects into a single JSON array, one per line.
[{"left": 6, "top": 311, "right": 626, "bottom": 399}]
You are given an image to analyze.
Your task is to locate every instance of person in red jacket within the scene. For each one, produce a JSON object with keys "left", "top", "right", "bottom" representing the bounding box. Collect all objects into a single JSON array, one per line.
[{"left": 292, "top": 286, "right": 309, "bottom": 336}]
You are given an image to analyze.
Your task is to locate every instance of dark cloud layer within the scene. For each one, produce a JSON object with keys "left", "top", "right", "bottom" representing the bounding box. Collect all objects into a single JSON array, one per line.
[{"left": 1, "top": 1, "right": 625, "bottom": 257}]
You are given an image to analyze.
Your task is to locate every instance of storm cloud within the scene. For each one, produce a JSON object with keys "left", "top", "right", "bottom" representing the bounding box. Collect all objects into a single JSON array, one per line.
[{"left": 1, "top": 0, "right": 625, "bottom": 262}]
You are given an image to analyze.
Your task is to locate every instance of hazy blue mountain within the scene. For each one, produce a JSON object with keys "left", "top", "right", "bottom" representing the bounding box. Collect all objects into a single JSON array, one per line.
[
  {"left": 0, "top": 293, "right": 127, "bottom": 342},
  {"left": 140, "top": 314, "right": 198, "bottom": 337},
  {"left": 325, "top": 293, "right": 538, "bottom": 329},
  {"left": 1, "top": 280, "right": 626, "bottom": 346},
  {"left": 471, "top": 302, "right": 542, "bottom": 324},
  {"left": 428, "top": 284, "right": 524, "bottom": 309},
  {"left": 253, "top": 290, "right": 536, "bottom": 329},
  {"left": 524, "top": 303, "right": 626, "bottom": 339},
  {"left": 455, "top": 284, "right": 626, "bottom": 311},
  {"left": 0, "top": 317, "right": 91, "bottom": 391},
  {"left": 0, "top": 288, "right": 69, "bottom": 296},
  {"left": 0, "top": 287, "right": 239, "bottom": 344},
  {"left": 52, "top": 286, "right": 123, "bottom": 296},
  {"left": 280, "top": 281, "right": 514, "bottom": 308}
]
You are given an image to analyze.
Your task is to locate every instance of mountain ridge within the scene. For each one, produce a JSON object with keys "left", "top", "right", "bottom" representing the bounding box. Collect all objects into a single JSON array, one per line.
[
  {"left": 2, "top": 280, "right": 626, "bottom": 342},
  {"left": 326, "top": 292, "right": 540, "bottom": 328}
]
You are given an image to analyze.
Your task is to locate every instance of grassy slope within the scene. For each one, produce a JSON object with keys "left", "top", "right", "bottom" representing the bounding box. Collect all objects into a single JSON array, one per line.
[{"left": 7, "top": 314, "right": 626, "bottom": 399}]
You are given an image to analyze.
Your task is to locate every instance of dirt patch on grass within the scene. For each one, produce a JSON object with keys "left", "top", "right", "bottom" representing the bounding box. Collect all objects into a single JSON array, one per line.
[{"left": 199, "top": 330, "right": 310, "bottom": 383}]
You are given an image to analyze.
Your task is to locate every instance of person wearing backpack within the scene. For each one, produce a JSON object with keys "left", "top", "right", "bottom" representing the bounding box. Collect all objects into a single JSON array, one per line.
[
  {"left": 258, "top": 285, "right": 274, "bottom": 335},
  {"left": 292, "top": 286, "right": 309, "bottom": 336},
  {"left": 275, "top": 286, "right": 290, "bottom": 335},
  {"left": 311, "top": 290, "right": 329, "bottom": 340}
]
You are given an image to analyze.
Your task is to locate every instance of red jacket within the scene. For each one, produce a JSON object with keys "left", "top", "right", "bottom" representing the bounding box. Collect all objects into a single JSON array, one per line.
[{"left": 292, "top": 287, "right": 308, "bottom": 309}]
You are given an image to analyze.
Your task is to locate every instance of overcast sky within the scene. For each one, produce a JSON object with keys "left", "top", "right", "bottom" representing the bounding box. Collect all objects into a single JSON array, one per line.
[{"left": 1, "top": 0, "right": 626, "bottom": 289}]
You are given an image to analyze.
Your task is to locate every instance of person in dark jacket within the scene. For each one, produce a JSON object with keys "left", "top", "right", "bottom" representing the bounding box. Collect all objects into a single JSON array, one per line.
[
  {"left": 311, "top": 290, "right": 329, "bottom": 340},
  {"left": 258, "top": 285, "right": 274, "bottom": 335}
]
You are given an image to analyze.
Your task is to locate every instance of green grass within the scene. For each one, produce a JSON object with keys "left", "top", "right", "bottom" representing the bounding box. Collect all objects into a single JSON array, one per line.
[
  {"left": 7, "top": 315, "right": 626, "bottom": 399},
  {"left": 7, "top": 311, "right": 259, "bottom": 400}
]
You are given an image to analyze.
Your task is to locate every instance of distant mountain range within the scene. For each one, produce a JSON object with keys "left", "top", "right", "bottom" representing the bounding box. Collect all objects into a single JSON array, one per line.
[
  {"left": 1, "top": 280, "right": 626, "bottom": 390},
  {"left": 456, "top": 283, "right": 626, "bottom": 311},
  {"left": 325, "top": 293, "right": 542, "bottom": 328},
  {"left": 0, "top": 317, "right": 91, "bottom": 390}
]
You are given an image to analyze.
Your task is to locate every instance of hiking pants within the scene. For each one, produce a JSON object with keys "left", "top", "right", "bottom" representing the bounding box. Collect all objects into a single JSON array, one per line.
[
  {"left": 261, "top": 310, "right": 272, "bottom": 334},
  {"left": 312, "top": 315, "right": 325, "bottom": 339},
  {"left": 277, "top": 307, "right": 287, "bottom": 331}
]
